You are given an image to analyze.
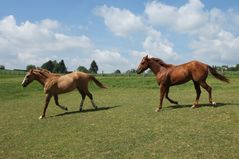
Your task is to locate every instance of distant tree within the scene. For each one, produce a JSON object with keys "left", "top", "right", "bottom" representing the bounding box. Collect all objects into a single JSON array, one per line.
[
  {"left": 235, "top": 64, "right": 239, "bottom": 71},
  {"left": 51, "top": 60, "right": 67, "bottom": 73},
  {"left": 114, "top": 69, "right": 121, "bottom": 74},
  {"left": 52, "top": 60, "right": 60, "bottom": 73},
  {"left": 77, "top": 66, "right": 89, "bottom": 73},
  {"left": 126, "top": 69, "right": 136, "bottom": 74},
  {"left": 41, "top": 60, "right": 54, "bottom": 72},
  {"left": 58, "top": 60, "right": 67, "bottom": 73},
  {"left": 26, "top": 65, "right": 36, "bottom": 71},
  {"left": 0, "top": 65, "right": 5, "bottom": 70},
  {"left": 89, "top": 60, "right": 98, "bottom": 74}
]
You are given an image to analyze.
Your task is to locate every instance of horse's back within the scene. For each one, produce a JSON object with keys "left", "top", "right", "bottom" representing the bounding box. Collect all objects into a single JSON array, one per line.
[
  {"left": 185, "top": 60, "right": 209, "bottom": 81},
  {"left": 52, "top": 72, "right": 88, "bottom": 93},
  {"left": 166, "top": 60, "right": 209, "bottom": 85}
]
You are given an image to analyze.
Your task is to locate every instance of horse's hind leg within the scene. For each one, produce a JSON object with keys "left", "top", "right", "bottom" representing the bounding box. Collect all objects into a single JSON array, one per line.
[
  {"left": 54, "top": 95, "right": 68, "bottom": 111},
  {"left": 200, "top": 81, "right": 216, "bottom": 106},
  {"left": 192, "top": 81, "right": 201, "bottom": 108},
  {"left": 77, "top": 88, "right": 86, "bottom": 111},
  {"left": 165, "top": 87, "right": 178, "bottom": 104},
  {"left": 85, "top": 90, "right": 98, "bottom": 110}
]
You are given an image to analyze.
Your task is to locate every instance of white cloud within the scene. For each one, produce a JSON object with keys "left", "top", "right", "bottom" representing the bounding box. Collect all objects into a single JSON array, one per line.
[
  {"left": 145, "top": 0, "right": 239, "bottom": 65},
  {"left": 91, "top": 49, "right": 129, "bottom": 72},
  {"left": 189, "top": 7, "right": 239, "bottom": 64},
  {"left": 95, "top": 5, "right": 145, "bottom": 37},
  {"left": 142, "top": 28, "right": 179, "bottom": 61},
  {"left": 0, "top": 15, "right": 93, "bottom": 69},
  {"left": 191, "top": 30, "right": 239, "bottom": 64},
  {"left": 145, "top": 0, "right": 207, "bottom": 32}
]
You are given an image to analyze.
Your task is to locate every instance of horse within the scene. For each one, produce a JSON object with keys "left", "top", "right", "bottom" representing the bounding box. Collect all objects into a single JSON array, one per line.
[
  {"left": 22, "top": 68, "right": 107, "bottom": 119},
  {"left": 136, "top": 55, "right": 229, "bottom": 112}
]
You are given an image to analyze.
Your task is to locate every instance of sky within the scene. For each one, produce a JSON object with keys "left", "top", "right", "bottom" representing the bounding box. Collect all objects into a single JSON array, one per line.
[{"left": 0, "top": 0, "right": 239, "bottom": 73}]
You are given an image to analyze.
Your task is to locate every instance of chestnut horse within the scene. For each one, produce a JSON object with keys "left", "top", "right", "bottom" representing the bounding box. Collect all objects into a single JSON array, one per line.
[
  {"left": 22, "top": 68, "right": 106, "bottom": 119},
  {"left": 136, "top": 55, "right": 229, "bottom": 112}
]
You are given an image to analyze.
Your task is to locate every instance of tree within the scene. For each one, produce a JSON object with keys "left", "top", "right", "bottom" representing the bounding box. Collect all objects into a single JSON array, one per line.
[
  {"left": 0, "top": 65, "right": 5, "bottom": 70},
  {"left": 77, "top": 66, "right": 89, "bottom": 73},
  {"left": 89, "top": 60, "right": 98, "bottom": 74},
  {"left": 41, "top": 60, "right": 67, "bottom": 73},
  {"left": 58, "top": 60, "right": 67, "bottom": 73},
  {"left": 26, "top": 65, "right": 36, "bottom": 71},
  {"left": 125, "top": 69, "right": 136, "bottom": 74},
  {"left": 52, "top": 60, "right": 60, "bottom": 73},
  {"left": 114, "top": 69, "right": 121, "bottom": 74},
  {"left": 52, "top": 60, "right": 67, "bottom": 73},
  {"left": 41, "top": 60, "right": 54, "bottom": 72},
  {"left": 235, "top": 64, "right": 239, "bottom": 71}
]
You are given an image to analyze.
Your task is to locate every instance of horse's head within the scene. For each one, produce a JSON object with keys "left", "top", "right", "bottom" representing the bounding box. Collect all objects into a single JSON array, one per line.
[
  {"left": 136, "top": 55, "right": 150, "bottom": 74},
  {"left": 22, "top": 69, "right": 35, "bottom": 87}
]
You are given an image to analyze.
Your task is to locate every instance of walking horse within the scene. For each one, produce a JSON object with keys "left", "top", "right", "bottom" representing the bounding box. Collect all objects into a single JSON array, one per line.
[
  {"left": 22, "top": 68, "right": 106, "bottom": 119},
  {"left": 136, "top": 55, "right": 229, "bottom": 112}
]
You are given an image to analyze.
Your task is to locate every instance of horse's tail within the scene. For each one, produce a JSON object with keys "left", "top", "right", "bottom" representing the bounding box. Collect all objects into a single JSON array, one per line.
[
  {"left": 208, "top": 66, "right": 229, "bottom": 83},
  {"left": 90, "top": 75, "right": 107, "bottom": 89}
]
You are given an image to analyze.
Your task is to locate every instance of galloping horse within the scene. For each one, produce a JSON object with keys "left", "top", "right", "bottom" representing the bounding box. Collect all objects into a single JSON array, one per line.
[
  {"left": 136, "top": 55, "right": 229, "bottom": 112},
  {"left": 22, "top": 68, "right": 106, "bottom": 119}
]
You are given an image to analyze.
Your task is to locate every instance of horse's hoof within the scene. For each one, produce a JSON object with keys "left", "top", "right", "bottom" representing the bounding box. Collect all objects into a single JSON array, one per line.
[
  {"left": 79, "top": 108, "right": 83, "bottom": 112},
  {"left": 39, "top": 115, "right": 44, "bottom": 119},
  {"left": 191, "top": 104, "right": 199, "bottom": 108},
  {"left": 211, "top": 102, "right": 217, "bottom": 106},
  {"left": 155, "top": 108, "right": 161, "bottom": 112},
  {"left": 175, "top": 101, "right": 178, "bottom": 105},
  {"left": 65, "top": 107, "right": 68, "bottom": 111},
  {"left": 95, "top": 106, "right": 98, "bottom": 110}
]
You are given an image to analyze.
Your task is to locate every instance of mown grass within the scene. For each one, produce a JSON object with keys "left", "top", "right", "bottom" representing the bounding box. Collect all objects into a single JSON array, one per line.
[{"left": 0, "top": 73, "right": 238, "bottom": 159}]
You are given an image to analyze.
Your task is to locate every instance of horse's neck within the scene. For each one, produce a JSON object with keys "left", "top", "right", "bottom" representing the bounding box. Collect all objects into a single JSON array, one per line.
[
  {"left": 35, "top": 75, "right": 47, "bottom": 86},
  {"left": 149, "top": 60, "right": 167, "bottom": 75},
  {"left": 34, "top": 72, "right": 52, "bottom": 86}
]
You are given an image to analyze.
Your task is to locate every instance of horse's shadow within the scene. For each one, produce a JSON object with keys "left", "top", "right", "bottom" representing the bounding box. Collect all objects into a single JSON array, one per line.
[
  {"left": 51, "top": 105, "right": 120, "bottom": 118},
  {"left": 166, "top": 102, "right": 237, "bottom": 110}
]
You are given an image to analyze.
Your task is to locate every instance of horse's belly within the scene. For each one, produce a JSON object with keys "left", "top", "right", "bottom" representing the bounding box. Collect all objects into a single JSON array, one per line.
[
  {"left": 171, "top": 77, "right": 191, "bottom": 86},
  {"left": 56, "top": 82, "right": 77, "bottom": 94}
]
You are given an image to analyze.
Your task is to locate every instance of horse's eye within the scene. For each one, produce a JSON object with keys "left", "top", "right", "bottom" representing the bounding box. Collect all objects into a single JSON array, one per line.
[{"left": 26, "top": 75, "right": 30, "bottom": 78}]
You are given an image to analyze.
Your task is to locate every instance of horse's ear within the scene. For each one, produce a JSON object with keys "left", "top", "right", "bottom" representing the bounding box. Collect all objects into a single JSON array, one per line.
[{"left": 145, "top": 55, "right": 149, "bottom": 60}]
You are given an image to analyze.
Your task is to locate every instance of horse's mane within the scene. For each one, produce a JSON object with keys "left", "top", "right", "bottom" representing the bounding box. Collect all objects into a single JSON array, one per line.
[
  {"left": 151, "top": 58, "right": 173, "bottom": 68},
  {"left": 32, "top": 68, "right": 60, "bottom": 78}
]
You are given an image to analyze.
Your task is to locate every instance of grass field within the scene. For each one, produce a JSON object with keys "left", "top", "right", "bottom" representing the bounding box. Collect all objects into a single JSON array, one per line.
[{"left": 0, "top": 72, "right": 238, "bottom": 159}]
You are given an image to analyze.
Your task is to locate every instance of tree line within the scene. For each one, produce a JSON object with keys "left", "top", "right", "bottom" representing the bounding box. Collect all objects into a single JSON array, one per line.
[
  {"left": 25, "top": 59, "right": 99, "bottom": 74},
  {"left": 212, "top": 64, "right": 239, "bottom": 71},
  {"left": 2, "top": 62, "right": 239, "bottom": 74}
]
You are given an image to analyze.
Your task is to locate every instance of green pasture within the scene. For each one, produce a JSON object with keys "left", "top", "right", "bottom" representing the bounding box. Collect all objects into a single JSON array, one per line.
[{"left": 0, "top": 72, "right": 238, "bottom": 159}]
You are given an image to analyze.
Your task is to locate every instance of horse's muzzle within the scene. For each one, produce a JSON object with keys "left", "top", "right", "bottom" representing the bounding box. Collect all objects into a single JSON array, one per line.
[
  {"left": 136, "top": 69, "right": 142, "bottom": 74},
  {"left": 22, "top": 83, "right": 27, "bottom": 87}
]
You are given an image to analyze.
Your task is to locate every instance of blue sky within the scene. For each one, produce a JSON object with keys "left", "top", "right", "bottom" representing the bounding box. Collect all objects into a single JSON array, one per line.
[{"left": 0, "top": 0, "right": 239, "bottom": 72}]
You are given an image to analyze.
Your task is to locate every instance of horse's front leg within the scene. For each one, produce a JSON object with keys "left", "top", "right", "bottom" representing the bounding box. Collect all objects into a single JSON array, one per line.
[
  {"left": 155, "top": 85, "right": 166, "bottom": 112},
  {"left": 54, "top": 95, "right": 68, "bottom": 111},
  {"left": 39, "top": 94, "right": 52, "bottom": 119}
]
